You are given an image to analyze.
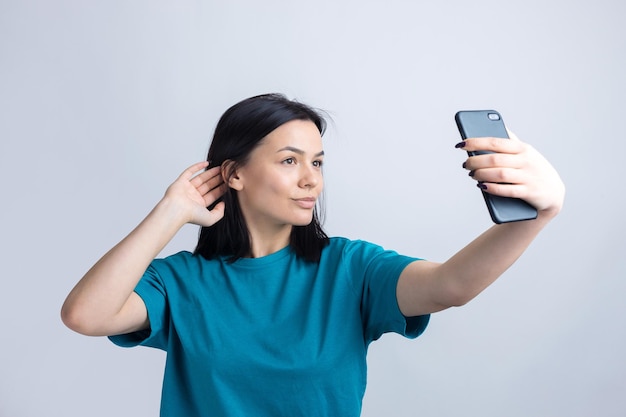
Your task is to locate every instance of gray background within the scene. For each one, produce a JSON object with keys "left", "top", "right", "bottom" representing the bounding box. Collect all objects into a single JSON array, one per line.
[{"left": 1, "top": 1, "right": 624, "bottom": 416}]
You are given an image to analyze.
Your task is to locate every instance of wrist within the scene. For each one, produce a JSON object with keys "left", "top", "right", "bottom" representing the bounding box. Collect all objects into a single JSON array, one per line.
[
  {"left": 152, "top": 196, "right": 192, "bottom": 230},
  {"left": 537, "top": 206, "right": 561, "bottom": 222}
]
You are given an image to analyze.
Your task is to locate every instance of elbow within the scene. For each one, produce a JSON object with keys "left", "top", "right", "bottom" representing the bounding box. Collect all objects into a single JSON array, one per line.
[
  {"left": 438, "top": 285, "right": 475, "bottom": 308},
  {"left": 60, "top": 301, "right": 100, "bottom": 336},
  {"left": 435, "top": 269, "right": 483, "bottom": 308},
  {"left": 60, "top": 301, "right": 84, "bottom": 334},
  {"left": 445, "top": 294, "right": 472, "bottom": 308}
]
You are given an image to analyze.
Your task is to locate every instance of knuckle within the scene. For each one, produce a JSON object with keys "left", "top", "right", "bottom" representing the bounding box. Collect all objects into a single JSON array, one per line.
[
  {"left": 508, "top": 185, "right": 526, "bottom": 199},
  {"left": 494, "top": 168, "right": 509, "bottom": 183},
  {"left": 486, "top": 153, "right": 499, "bottom": 166},
  {"left": 489, "top": 137, "right": 506, "bottom": 149}
]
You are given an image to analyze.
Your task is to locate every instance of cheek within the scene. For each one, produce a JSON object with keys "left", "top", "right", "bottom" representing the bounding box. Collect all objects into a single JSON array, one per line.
[
  {"left": 241, "top": 165, "right": 301, "bottom": 201},
  {"left": 267, "top": 178, "right": 292, "bottom": 197},
  {"left": 249, "top": 173, "right": 291, "bottom": 200}
]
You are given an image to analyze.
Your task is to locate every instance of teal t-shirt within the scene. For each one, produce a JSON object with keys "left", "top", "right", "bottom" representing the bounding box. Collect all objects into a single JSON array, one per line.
[{"left": 110, "top": 237, "right": 429, "bottom": 416}]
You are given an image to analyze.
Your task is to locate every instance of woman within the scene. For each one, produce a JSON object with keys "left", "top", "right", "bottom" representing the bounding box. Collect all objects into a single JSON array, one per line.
[{"left": 61, "top": 93, "right": 565, "bottom": 416}]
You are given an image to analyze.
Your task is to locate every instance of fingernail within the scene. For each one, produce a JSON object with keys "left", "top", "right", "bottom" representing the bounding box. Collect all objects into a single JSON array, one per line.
[
  {"left": 477, "top": 182, "right": 488, "bottom": 190},
  {"left": 468, "top": 170, "right": 475, "bottom": 177},
  {"left": 462, "top": 161, "right": 467, "bottom": 169},
  {"left": 455, "top": 141, "right": 466, "bottom": 148}
]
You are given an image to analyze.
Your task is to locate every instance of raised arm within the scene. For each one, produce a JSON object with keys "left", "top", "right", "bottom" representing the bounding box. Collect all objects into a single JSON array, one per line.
[
  {"left": 397, "top": 132, "right": 565, "bottom": 317},
  {"left": 61, "top": 162, "right": 226, "bottom": 336}
]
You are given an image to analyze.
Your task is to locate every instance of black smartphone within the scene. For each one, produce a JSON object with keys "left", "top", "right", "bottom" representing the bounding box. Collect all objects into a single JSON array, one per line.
[{"left": 454, "top": 110, "right": 538, "bottom": 224}]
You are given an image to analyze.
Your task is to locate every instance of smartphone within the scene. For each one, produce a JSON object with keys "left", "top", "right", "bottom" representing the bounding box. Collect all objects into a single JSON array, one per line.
[{"left": 454, "top": 110, "right": 538, "bottom": 224}]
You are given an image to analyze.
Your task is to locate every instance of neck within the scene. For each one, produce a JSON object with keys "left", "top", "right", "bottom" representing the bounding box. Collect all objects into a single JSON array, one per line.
[{"left": 246, "top": 223, "right": 293, "bottom": 258}]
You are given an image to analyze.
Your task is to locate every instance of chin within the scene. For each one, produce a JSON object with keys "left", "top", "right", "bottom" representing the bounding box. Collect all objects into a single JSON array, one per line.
[
  {"left": 292, "top": 220, "right": 313, "bottom": 227},
  {"left": 291, "top": 215, "right": 314, "bottom": 227}
]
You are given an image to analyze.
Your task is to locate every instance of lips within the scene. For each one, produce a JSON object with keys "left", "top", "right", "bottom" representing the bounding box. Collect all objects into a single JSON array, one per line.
[{"left": 293, "top": 197, "right": 316, "bottom": 209}]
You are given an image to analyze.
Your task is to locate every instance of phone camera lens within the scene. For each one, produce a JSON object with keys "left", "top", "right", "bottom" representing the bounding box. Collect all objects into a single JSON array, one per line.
[{"left": 488, "top": 113, "right": 500, "bottom": 121}]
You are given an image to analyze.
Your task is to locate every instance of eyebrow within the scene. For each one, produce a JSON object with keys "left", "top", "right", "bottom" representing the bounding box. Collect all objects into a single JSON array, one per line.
[{"left": 277, "top": 146, "right": 325, "bottom": 157}]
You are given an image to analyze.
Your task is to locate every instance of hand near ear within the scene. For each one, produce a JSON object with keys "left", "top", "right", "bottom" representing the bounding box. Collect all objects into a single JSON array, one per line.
[{"left": 163, "top": 161, "right": 227, "bottom": 227}]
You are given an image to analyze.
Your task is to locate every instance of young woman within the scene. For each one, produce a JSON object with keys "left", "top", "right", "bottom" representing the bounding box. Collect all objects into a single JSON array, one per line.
[{"left": 62, "top": 93, "right": 565, "bottom": 416}]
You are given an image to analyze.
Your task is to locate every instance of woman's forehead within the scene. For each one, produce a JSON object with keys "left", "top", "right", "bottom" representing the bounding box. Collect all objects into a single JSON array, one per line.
[{"left": 258, "top": 120, "right": 323, "bottom": 152}]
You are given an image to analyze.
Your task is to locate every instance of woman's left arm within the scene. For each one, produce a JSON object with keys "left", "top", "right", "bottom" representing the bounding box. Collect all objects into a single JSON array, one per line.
[{"left": 397, "top": 132, "right": 565, "bottom": 317}]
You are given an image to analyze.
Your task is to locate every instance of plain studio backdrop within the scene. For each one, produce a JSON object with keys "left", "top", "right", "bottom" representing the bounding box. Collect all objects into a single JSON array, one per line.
[{"left": 1, "top": 1, "right": 624, "bottom": 416}]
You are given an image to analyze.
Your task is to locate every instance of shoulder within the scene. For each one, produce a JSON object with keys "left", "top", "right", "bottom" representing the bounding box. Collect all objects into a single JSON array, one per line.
[
  {"left": 321, "top": 237, "right": 396, "bottom": 272},
  {"left": 151, "top": 250, "right": 195, "bottom": 268},
  {"left": 323, "top": 237, "right": 419, "bottom": 270},
  {"left": 324, "top": 237, "right": 388, "bottom": 258},
  {"left": 141, "top": 251, "right": 224, "bottom": 297},
  {"left": 149, "top": 251, "right": 214, "bottom": 279}
]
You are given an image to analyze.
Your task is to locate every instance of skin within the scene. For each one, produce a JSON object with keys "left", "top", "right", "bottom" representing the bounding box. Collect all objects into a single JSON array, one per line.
[
  {"left": 397, "top": 130, "right": 565, "bottom": 316},
  {"left": 61, "top": 121, "right": 565, "bottom": 336},
  {"left": 226, "top": 119, "right": 325, "bottom": 258}
]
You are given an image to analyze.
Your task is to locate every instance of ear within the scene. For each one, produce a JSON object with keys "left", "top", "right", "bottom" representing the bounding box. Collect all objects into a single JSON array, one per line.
[{"left": 221, "top": 160, "right": 243, "bottom": 191}]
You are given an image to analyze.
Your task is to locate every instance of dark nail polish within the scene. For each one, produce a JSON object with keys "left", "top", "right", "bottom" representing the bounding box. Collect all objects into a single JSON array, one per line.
[
  {"left": 477, "top": 182, "right": 488, "bottom": 190},
  {"left": 462, "top": 161, "right": 467, "bottom": 169},
  {"left": 468, "top": 170, "right": 475, "bottom": 177},
  {"left": 455, "top": 141, "right": 466, "bottom": 149}
]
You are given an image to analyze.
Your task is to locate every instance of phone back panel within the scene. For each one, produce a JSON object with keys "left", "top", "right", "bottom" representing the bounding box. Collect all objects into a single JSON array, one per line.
[{"left": 455, "top": 110, "right": 538, "bottom": 224}]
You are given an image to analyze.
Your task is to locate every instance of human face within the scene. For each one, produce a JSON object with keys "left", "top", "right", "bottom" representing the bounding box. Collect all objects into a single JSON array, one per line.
[{"left": 229, "top": 119, "right": 324, "bottom": 233}]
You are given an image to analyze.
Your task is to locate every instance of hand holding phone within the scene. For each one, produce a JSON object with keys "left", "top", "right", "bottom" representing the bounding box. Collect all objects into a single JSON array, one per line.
[{"left": 455, "top": 110, "right": 538, "bottom": 224}]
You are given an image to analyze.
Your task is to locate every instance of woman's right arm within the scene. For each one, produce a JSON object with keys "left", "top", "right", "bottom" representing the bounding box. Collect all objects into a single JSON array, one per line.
[{"left": 61, "top": 162, "right": 226, "bottom": 337}]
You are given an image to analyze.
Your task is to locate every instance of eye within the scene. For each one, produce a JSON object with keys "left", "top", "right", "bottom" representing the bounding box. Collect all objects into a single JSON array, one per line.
[
  {"left": 313, "top": 159, "right": 323, "bottom": 168},
  {"left": 282, "top": 157, "right": 295, "bottom": 165}
]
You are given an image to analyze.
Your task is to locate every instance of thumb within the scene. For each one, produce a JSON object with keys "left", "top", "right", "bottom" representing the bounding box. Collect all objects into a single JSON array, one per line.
[
  {"left": 194, "top": 201, "right": 226, "bottom": 227},
  {"left": 208, "top": 201, "right": 226, "bottom": 224}
]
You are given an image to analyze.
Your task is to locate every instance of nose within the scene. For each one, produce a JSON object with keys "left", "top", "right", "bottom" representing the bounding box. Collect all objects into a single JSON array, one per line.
[{"left": 298, "top": 165, "right": 322, "bottom": 189}]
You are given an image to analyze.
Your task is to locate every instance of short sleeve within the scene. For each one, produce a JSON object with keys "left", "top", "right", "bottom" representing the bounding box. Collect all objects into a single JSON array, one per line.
[
  {"left": 343, "top": 240, "right": 430, "bottom": 344},
  {"left": 108, "top": 263, "right": 170, "bottom": 350}
]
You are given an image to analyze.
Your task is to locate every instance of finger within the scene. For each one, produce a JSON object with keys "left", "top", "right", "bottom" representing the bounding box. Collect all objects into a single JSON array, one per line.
[
  {"left": 209, "top": 201, "right": 226, "bottom": 222},
  {"left": 470, "top": 167, "right": 527, "bottom": 185},
  {"left": 194, "top": 201, "right": 226, "bottom": 227},
  {"left": 464, "top": 152, "right": 526, "bottom": 171},
  {"left": 190, "top": 165, "right": 221, "bottom": 183},
  {"left": 190, "top": 167, "right": 223, "bottom": 191},
  {"left": 202, "top": 183, "right": 228, "bottom": 207},
  {"left": 179, "top": 161, "right": 210, "bottom": 181},
  {"left": 477, "top": 181, "right": 530, "bottom": 201},
  {"left": 460, "top": 136, "right": 524, "bottom": 154},
  {"left": 193, "top": 169, "right": 225, "bottom": 195}
]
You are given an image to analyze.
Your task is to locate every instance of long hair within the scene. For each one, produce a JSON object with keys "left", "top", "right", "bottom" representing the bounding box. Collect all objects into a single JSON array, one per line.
[{"left": 194, "top": 93, "right": 329, "bottom": 262}]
